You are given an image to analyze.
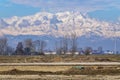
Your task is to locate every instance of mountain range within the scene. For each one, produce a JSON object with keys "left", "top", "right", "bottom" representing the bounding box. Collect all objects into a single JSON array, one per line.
[{"left": 0, "top": 11, "right": 120, "bottom": 51}]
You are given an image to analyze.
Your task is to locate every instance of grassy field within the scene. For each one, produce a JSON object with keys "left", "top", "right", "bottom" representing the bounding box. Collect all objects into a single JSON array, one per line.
[
  {"left": 0, "top": 66, "right": 72, "bottom": 72},
  {"left": 0, "top": 75, "right": 120, "bottom": 80},
  {"left": 0, "top": 54, "right": 119, "bottom": 63},
  {"left": 0, "top": 65, "right": 119, "bottom": 80},
  {"left": 0, "top": 54, "right": 119, "bottom": 80},
  {"left": 0, "top": 66, "right": 119, "bottom": 75}
]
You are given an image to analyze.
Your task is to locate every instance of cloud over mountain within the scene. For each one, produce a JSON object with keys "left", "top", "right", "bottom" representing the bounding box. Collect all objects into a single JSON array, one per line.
[
  {"left": 10, "top": 0, "right": 120, "bottom": 12},
  {"left": 0, "top": 11, "right": 119, "bottom": 38}
]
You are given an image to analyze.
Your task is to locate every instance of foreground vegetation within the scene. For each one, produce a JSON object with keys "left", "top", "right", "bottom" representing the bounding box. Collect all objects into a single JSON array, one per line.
[
  {"left": 0, "top": 75, "right": 120, "bottom": 80},
  {"left": 0, "top": 66, "right": 120, "bottom": 75},
  {"left": 0, "top": 54, "right": 119, "bottom": 80},
  {"left": 0, "top": 54, "right": 119, "bottom": 63},
  {"left": 0, "top": 65, "right": 120, "bottom": 80}
]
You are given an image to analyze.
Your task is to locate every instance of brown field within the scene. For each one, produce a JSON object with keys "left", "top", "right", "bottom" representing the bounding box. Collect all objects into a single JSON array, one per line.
[
  {"left": 0, "top": 54, "right": 120, "bottom": 80},
  {"left": 0, "top": 75, "right": 120, "bottom": 80},
  {"left": 0, "top": 65, "right": 120, "bottom": 75},
  {"left": 0, "top": 65, "right": 120, "bottom": 80},
  {"left": 0, "top": 66, "right": 72, "bottom": 72},
  {"left": 0, "top": 54, "right": 119, "bottom": 63}
]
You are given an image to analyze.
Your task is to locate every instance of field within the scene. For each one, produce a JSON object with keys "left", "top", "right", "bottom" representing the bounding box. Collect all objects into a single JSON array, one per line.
[
  {"left": 0, "top": 54, "right": 120, "bottom": 80},
  {"left": 0, "top": 54, "right": 119, "bottom": 63},
  {"left": 0, "top": 75, "right": 120, "bottom": 80},
  {"left": 0, "top": 65, "right": 119, "bottom": 80}
]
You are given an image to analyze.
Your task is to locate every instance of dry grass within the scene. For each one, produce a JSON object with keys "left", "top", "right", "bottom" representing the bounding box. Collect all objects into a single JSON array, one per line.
[
  {"left": 0, "top": 55, "right": 119, "bottom": 79},
  {"left": 0, "top": 65, "right": 119, "bottom": 80},
  {"left": 0, "top": 54, "right": 119, "bottom": 63},
  {"left": 0, "top": 75, "right": 120, "bottom": 80},
  {"left": 0, "top": 66, "right": 72, "bottom": 72},
  {"left": 0, "top": 66, "right": 119, "bottom": 75}
]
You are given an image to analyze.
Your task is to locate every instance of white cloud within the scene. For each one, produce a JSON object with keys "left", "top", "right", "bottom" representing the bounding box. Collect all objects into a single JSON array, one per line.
[{"left": 10, "top": 0, "right": 120, "bottom": 13}]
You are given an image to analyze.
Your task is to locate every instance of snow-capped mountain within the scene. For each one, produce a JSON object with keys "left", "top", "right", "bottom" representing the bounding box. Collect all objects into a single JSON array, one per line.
[
  {"left": 0, "top": 19, "right": 9, "bottom": 28},
  {"left": 0, "top": 11, "right": 120, "bottom": 51},
  {"left": 0, "top": 11, "right": 119, "bottom": 38}
]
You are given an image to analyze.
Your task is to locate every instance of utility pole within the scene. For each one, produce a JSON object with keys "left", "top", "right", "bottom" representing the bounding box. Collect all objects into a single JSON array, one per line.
[
  {"left": 114, "top": 24, "right": 117, "bottom": 54},
  {"left": 114, "top": 36, "right": 117, "bottom": 54}
]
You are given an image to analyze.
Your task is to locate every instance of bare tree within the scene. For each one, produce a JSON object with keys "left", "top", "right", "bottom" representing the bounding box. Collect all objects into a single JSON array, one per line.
[
  {"left": 70, "top": 33, "right": 78, "bottom": 54},
  {"left": 98, "top": 46, "right": 103, "bottom": 53},
  {"left": 24, "top": 39, "right": 33, "bottom": 48},
  {"left": 6, "top": 46, "right": 15, "bottom": 56},
  {"left": 0, "top": 37, "right": 8, "bottom": 55},
  {"left": 84, "top": 47, "right": 92, "bottom": 55},
  {"left": 33, "top": 40, "right": 47, "bottom": 55},
  {"left": 55, "top": 40, "right": 63, "bottom": 55},
  {"left": 15, "top": 42, "right": 24, "bottom": 55},
  {"left": 55, "top": 36, "right": 69, "bottom": 55},
  {"left": 62, "top": 35, "right": 69, "bottom": 54},
  {"left": 24, "top": 39, "right": 34, "bottom": 55}
]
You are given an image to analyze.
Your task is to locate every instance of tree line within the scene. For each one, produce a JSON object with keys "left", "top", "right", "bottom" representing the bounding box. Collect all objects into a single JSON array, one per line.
[{"left": 0, "top": 34, "right": 94, "bottom": 55}]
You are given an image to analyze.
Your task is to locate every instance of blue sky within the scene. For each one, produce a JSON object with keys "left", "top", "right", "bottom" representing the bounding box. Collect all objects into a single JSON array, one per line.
[{"left": 0, "top": 0, "right": 120, "bottom": 21}]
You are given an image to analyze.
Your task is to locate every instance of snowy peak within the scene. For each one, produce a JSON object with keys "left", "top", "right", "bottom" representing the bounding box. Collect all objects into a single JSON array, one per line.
[
  {"left": 0, "top": 19, "right": 9, "bottom": 28},
  {"left": 0, "top": 11, "right": 119, "bottom": 38}
]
